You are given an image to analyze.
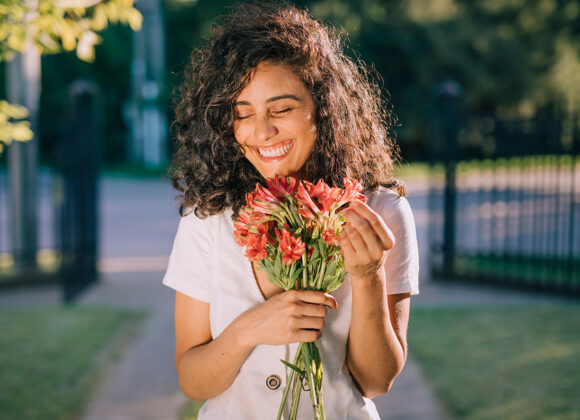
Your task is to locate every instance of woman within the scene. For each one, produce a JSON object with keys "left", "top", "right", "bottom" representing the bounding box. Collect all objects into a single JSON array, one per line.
[{"left": 163, "top": 4, "right": 419, "bottom": 419}]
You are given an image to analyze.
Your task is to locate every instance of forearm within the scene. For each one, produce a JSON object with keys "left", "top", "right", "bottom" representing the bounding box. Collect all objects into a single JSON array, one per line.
[
  {"left": 347, "top": 273, "right": 406, "bottom": 398},
  {"left": 177, "top": 321, "right": 254, "bottom": 401}
]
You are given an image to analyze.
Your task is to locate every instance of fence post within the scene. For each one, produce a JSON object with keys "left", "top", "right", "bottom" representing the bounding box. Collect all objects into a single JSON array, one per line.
[
  {"left": 434, "top": 81, "right": 461, "bottom": 276},
  {"left": 59, "top": 80, "right": 101, "bottom": 303}
]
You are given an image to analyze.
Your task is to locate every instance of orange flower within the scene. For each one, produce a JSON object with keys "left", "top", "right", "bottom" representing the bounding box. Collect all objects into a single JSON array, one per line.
[
  {"left": 322, "top": 229, "right": 340, "bottom": 246},
  {"left": 244, "top": 224, "right": 270, "bottom": 262},
  {"left": 276, "top": 229, "right": 306, "bottom": 265}
]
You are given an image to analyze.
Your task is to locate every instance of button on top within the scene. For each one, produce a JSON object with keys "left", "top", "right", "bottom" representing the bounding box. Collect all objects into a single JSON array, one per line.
[{"left": 266, "top": 374, "right": 281, "bottom": 390}]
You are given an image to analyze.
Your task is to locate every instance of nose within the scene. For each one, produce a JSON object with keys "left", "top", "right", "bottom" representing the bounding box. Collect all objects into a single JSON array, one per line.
[{"left": 253, "top": 114, "right": 278, "bottom": 142}]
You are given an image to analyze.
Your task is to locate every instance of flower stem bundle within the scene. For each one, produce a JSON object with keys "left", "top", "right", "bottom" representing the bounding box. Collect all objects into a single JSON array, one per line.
[{"left": 234, "top": 176, "right": 366, "bottom": 419}]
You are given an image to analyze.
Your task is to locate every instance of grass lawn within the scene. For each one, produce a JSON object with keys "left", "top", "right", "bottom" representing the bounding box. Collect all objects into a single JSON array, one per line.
[
  {"left": 0, "top": 306, "right": 145, "bottom": 420},
  {"left": 408, "top": 304, "right": 580, "bottom": 420}
]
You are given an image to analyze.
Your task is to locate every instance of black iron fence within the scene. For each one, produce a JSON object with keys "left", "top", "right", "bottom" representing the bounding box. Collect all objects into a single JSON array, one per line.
[
  {"left": 429, "top": 82, "right": 580, "bottom": 294},
  {"left": 0, "top": 80, "right": 101, "bottom": 302}
]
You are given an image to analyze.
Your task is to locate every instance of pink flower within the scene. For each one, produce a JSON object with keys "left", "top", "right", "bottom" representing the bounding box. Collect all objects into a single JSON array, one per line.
[
  {"left": 296, "top": 182, "right": 321, "bottom": 216},
  {"left": 276, "top": 229, "right": 306, "bottom": 265},
  {"left": 247, "top": 183, "right": 284, "bottom": 216},
  {"left": 267, "top": 176, "right": 298, "bottom": 199}
]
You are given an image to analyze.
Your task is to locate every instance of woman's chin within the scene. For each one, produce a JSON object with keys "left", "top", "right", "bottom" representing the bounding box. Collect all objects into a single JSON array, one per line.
[{"left": 259, "top": 169, "right": 302, "bottom": 180}]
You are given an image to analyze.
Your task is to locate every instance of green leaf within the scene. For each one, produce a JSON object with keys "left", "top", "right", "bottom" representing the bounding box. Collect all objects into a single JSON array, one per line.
[
  {"left": 291, "top": 266, "right": 303, "bottom": 283},
  {"left": 280, "top": 359, "right": 304, "bottom": 375},
  {"left": 325, "top": 259, "right": 337, "bottom": 279},
  {"left": 274, "top": 250, "right": 282, "bottom": 274},
  {"left": 309, "top": 243, "right": 320, "bottom": 261}
]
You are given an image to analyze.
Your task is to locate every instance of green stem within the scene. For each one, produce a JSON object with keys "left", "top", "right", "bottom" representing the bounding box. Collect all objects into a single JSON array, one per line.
[
  {"left": 288, "top": 262, "right": 296, "bottom": 290},
  {"left": 289, "top": 357, "right": 303, "bottom": 419},
  {"left": 303, "top": 342, "right": 322, "bottom": 420},
  {"left": 315, "top": 259, "right": 327, "bottom": 290},
  {"left": 302, "top": 252, "right": 308, "bottom": 289},
  {"left": 277, "top": 343, "right": 304, "bottom": 420}
]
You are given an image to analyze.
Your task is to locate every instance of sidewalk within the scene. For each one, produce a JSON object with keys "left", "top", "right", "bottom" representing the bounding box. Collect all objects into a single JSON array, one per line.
[{"left": 80, "top": 269, "right": 186, "bottom": 420}]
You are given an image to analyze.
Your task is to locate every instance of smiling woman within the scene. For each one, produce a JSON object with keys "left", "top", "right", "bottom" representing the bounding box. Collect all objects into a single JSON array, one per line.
[
  {"left": 170, "top": 3, "right": 404, "bottom": 219},
  {"left": 164, "top": 3, "right": 419, "bottom": 420},
  {"left": 233, "top": 62, "right": 317, "bottom": 180}
]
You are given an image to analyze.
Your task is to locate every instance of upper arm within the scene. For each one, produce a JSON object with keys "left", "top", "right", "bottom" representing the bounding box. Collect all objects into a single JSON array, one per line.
[
  {"left": 376, "top": 193, "right": 420, "bottom": 296},
  {"left": 387, "top": 292, "right": 411, "bottom": 359},
  {"left": 174, "top": 291, "right": 212, "bottom": 363}
]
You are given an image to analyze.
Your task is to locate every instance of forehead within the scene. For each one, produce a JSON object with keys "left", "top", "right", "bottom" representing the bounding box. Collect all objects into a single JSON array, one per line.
[{"left": 236, "top": 62, "right": 308, "bottom": 100}]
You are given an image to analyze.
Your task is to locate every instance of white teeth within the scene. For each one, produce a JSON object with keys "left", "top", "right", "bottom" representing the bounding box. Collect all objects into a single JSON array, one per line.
[{"left": 258, "top": 143, "right": 291, "bottom": 157}]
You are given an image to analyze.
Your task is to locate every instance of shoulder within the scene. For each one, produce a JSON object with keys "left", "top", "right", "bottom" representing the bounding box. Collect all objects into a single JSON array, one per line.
[
  {"left": 364, "top": 187, "right": 414, "bottom": 227},
  {"left": 178, "top": 207, "right": 229, "bottom": 233}
]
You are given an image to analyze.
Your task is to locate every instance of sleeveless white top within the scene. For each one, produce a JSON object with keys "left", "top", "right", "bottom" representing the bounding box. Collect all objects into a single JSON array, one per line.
[{"left": 163, "top": 187, "right": 419, "bottom": 420}]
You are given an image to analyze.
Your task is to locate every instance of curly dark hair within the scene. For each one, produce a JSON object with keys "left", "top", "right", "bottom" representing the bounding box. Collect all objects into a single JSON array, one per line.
[{"left": 170, "top": 2, "right": 405, "bottom": 219}]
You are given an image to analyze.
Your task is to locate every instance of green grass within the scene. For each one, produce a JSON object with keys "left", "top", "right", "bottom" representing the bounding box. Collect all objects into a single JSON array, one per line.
[
  {"left": 0, "top": 306, "right": 145, "bottom": 420},
  {"left": 395, "top": 161, "right": 434, "bottom": 179},
  {"left": 455, "top": 255, "right": 580, "bottom": 292},
  {"left": 408, "top": 305, "right": 580, "bottom": 420}
]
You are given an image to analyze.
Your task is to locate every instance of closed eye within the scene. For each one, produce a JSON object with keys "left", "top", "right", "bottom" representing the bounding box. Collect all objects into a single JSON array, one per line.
[{"left": 235, "top": 108, "right": 292, "bottom": 120}]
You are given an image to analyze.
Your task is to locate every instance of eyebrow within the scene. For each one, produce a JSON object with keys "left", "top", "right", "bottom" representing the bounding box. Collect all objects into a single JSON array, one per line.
[{"left": 233, "top": 94, "right": 302, "bottom": 106}]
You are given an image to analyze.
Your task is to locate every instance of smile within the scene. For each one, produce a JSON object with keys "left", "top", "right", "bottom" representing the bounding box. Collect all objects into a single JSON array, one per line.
[{"left": 254, "top": 139, "right": 295, "bottom": 161}]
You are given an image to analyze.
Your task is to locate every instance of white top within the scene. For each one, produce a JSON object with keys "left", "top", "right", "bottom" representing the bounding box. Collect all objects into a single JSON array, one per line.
[{"left": 163, "top": 187, "right": 419, "bottom": 420}]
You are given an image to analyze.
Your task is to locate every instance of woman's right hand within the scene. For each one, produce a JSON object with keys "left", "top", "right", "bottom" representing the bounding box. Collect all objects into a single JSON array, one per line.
[{"left": 233, "top": 290, "right": 338, "bottom": 348}]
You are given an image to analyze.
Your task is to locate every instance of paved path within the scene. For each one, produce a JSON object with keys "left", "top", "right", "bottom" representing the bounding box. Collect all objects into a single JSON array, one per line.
[{"left": 80, "top": 271, "right": 186, "bottom": 420}]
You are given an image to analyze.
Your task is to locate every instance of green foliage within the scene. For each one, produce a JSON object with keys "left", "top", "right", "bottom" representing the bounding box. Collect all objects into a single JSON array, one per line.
[
  {"left": 409, "top": 304, "right": 580, "bottom": 419},
  {"left": 308, "top": 0, "right": 580, "bottom": 159},
  {"left": 0, "top": 0, "right": 142, "bottom": 62},
  {"left": 0, "top": 305, "right": 144, "bottom": 420},
  {"left": 0, "top": 100, "right": 33, "bottom": 153},
  {"left": 0, "top": 0, "right": 142, "bottom": 151}
]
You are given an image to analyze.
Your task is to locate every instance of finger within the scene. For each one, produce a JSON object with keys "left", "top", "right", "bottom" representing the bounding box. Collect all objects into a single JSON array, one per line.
[
  {"left": 299, "top": 302, "right": 328, "bottom": 318},
  {"left": 343, "top": 222, "right": 369, "bottom": 254},
  {"left": 289, "top": 290, "right": 338, "bottom": 310},
  {"left": 340, "top": 228, "right": 356, "bottom": 260},
  {"left": 295, "top": 329, "right": 321, "bottom": 343},
  {"left": 349, "top": 201, "right": 395, "bottom": 250},
  {"left": 294, "top": 315, "right": 325, "bottom": 331},
  {"left": 342, "top": 209, "right": 384, "bottom": 255}
]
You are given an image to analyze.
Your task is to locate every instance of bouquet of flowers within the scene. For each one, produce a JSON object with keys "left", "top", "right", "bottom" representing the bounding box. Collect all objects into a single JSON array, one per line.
[{"left": 234, "top": 176, "right": 366, "bottom": 420}]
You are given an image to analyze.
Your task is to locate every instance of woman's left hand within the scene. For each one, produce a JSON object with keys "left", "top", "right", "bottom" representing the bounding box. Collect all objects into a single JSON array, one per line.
[{"left": 340, "top": 201, "right": 395, "bottom": 282}]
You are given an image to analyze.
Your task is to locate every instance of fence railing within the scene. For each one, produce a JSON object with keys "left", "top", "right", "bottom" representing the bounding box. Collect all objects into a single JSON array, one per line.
[
  {"left": 0, "top": 80, "right": 101, "bottom": 302},
  {"left": 429, "top": 83, "right": 580, "bottom": 294}
]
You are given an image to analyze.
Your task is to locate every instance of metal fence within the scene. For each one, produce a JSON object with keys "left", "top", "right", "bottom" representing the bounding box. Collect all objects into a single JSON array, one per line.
[
  {"left": 0, "top": 80, "right": 101, "bottom": 302},
  {"left": 429, "top": 82, "right": 580, "bottom": 294}
]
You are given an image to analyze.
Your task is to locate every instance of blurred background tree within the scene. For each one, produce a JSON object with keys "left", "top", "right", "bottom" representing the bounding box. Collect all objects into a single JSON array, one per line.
[
  {"left": 306, "top": 0, "right": 580, "bottom": 159},
  {"left": 0, "top": 0, "right": 142, "bottom": 272},
  {"left": 2, "top": 0, "right": 579, "bottom": 164},
  {"left": 0, "top": 0, "right": 142, "bottom": 152}
]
